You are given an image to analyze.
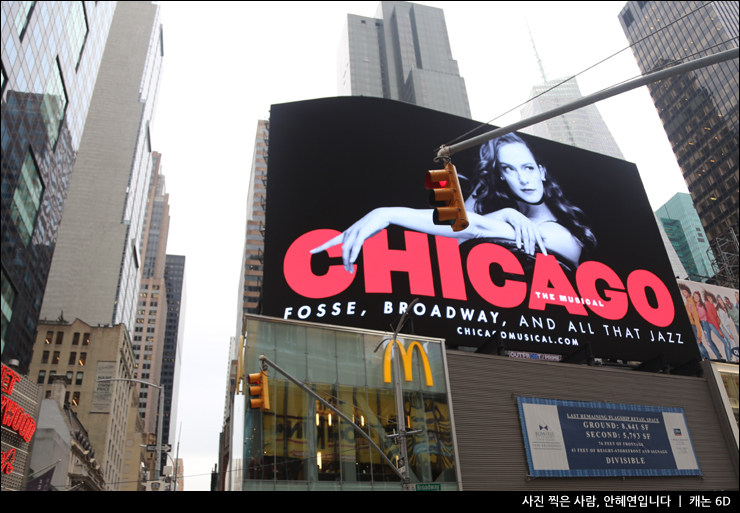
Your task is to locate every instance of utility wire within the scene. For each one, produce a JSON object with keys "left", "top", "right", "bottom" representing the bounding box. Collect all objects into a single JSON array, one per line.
[{"left": 443, "top": 1, "right": 718, "bottom": 149}]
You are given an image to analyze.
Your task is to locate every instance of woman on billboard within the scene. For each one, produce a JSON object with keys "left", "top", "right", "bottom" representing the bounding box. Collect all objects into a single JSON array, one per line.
[
  {"left": 693, "top": 291, "right": 724, "bottom": 360},
  {"left": 312, "top": 133, "right": 595, "bottom": 271}
]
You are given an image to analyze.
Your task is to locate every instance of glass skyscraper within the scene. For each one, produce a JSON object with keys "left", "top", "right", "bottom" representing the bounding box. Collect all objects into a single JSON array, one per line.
[
  {"left": 1, "top": 1, "right": 116, "bottom": 373},
  {"left": 619, "top": 1, "right": 739, "bottom": 244},
  {"left": 656, "top": 192, "right": 715, "bottom": 281},
  {"left": 338, "top": 1, "right": 471, "bottom": 118},
  {"left": 39, "top": 1, "right": 164, "bottom": 338},
  {"left": 519, "top": 77, "right": 625, "bottom": 160}
]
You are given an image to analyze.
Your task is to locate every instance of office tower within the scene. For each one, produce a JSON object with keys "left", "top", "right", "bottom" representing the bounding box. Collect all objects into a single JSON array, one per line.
[
  {"left": 656, "top": 192, "right": 715, "bottom": 280},
  {"left": 28, "top": 319, "right": 137, "bottom": 490},
  {"left": 133, "top": 152, "right": 170, "bottom": 433},
  {"left": 236, "top": 120, "right": 268, "bottom": 331},
  {"left": 619, "top": 1, "right": 739, "bottom": 244},
  {"left": 39, "top": 1, "right": 164, "bottom": 338},
  {"left": 654, "top": 213, "right": 689, "bottom": 279},
  {"left": 338, "top": 1, "right": 471, "bottom": 118},
  {"left": 519, "top": 77, "right": 625, "bottom": 160},
  {"left": 161, "top": 254, "right": 185, "bottom": 455},
  {"left": 1, "top": 1, "right": 116, "bottom": 374}
]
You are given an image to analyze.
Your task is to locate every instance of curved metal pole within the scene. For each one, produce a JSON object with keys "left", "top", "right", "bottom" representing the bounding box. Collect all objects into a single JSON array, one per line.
[{"left": 437, "top": 47, "right": 739, "bottom": 158}]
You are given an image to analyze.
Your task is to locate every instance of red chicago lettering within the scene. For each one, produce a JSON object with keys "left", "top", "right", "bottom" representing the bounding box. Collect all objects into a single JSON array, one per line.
[
  {"left": 466, "top": 243, "right": 527, "bottom": 308},
  {"left": 363, "top": 230, "right": 435, "bottom": 296},
  {"left": 284, "top": 229, "right": 356, "bottom": 298},
  {"left": 435, "top": 236, "right": 467, "bottom": 300},
  {"left": 626, "top": 270, "right": 675, "bottom": 327},
  {"left": 529, "top": 254, "right": 587, "bottom": 315},
  {"left": 576, "top": 261, "right": 628, "bottom": 320}
]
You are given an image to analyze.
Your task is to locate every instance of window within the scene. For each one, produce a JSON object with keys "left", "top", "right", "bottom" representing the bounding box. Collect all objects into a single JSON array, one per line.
[
  {"left": 79, "top": 353, "right": 87, "bottom": 366},
  {"left": 72, "top": 392, "right": 80, "bottom": 407},
  {"left": 72, "top": 332, "right": 80, "bottom": 345},
  {"left": 10, "top": 150, "right": 44, "bottom": 246},
  {"left": 66, "top": 371, "right": 73, "bottom": 382},
  {"left": 55, "top": 332, "right": 64, "bottom": 345},
  {"left": 622, "top": 9, "right": 635, "bottom": 29},
  {"left": 42, "top": 61, "right": 68, "bottom": 148},
  {"left": 37, "top": 370, "right": 46, "bottom": 384},
  {"left": 1, "top": 269, "right": 16, "bottom": 352},
  {"left": 47, "top": 370, "right": 57, "bottom": 384},
  {"left": 42, "top": 350, "right": 49, "bottom": 364},
  {"left": 76, "top": 372, "right": 83, "bottom": 386},
  {"left": 52, "top": 351, "right": 60, "bottom": 364},
  {"left": 66, "top": 2, "right": 88, "bottom": 68},
  {"left": 82, "top": 333, "right": 90, "bottom": 346}
]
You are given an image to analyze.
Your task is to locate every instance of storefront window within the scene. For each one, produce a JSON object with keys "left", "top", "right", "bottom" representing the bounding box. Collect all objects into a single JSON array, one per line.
[{"left": 238, "top": 317, "right": 458, "bottom": 491}]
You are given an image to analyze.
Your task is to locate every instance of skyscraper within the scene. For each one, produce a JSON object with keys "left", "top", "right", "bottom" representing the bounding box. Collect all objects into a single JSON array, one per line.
[
  {"left": 656, "top": 192, "right": 715, "bottom": 281},
  {"left": 1, "top": 1, "right": 116, "bottom": 373},
  {"left": 39, "top": 1, "right": 165, "bottom": 338},
  {"left": 519, "top": 77, "right": 625, "bottom": 160},
  {"left": 161, "top": 254, "right": 186, "bottom": 455},
  {"left": 338, "top": 1, "right": 471, "bottom": 118},
  {"left": 619, "top": 1, "right": 739, "bottom": 244},
  {"left": 133, "top": 152, "right": 171, "bottom": 433}
]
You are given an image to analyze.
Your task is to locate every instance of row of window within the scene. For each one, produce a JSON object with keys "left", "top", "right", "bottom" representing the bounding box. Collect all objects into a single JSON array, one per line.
[
  {"left": 37, "top": 369, "right": 83, "bottom": 386},
  {"left": 40, "top": 350, "right": 86, "bottom": 366},
  {"left": 44, "top": 330, "right": 90, "bottom": 345}
]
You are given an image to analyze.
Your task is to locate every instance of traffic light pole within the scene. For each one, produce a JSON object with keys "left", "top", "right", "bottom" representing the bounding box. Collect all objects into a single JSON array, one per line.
[
  {"left": 436, "top": 47, "right": 739, "bottom": 159},
  {"left": 256, "top": 354, "right": 406, "bottom": 484}
]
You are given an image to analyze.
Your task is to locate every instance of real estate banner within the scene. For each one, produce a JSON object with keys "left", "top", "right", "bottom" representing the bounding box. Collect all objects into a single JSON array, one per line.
[{"left": 517, "top": 396, "right": 701, "bottom": 477}]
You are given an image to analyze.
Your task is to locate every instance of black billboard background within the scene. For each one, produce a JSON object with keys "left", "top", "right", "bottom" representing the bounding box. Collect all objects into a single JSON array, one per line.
[{"left": 261, "top": 97, "right": 698, "bottom": 366}]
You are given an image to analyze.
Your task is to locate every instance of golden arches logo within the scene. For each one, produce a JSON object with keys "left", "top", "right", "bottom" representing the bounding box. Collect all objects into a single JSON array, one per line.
[{"left": 383, "top": 340, "right": 433, "bottom": 387}]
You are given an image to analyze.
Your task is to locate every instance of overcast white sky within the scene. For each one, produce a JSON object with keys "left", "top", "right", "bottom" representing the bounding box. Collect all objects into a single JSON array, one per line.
[{"left": 152, "top": 1, "right": 692, "bottom": 490}]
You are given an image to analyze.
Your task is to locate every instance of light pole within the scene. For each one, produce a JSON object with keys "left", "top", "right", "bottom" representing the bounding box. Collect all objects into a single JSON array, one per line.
[{"left": 96, "top": 378, "right": 165, "bottom": 479}]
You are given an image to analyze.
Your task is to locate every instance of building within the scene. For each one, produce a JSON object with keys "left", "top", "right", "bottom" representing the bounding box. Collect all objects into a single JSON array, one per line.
[
  {"left": 656, "top": 192, "right": 715, "bottom": 280},
  {"left": 39, "top": 1, "right": 165, "bottom": 338},
  {"left": 519, "top": 77, "right": 625, "bottom": 160},
  {"left": 29, "top": 375, "right": 106, "bottom": 491},
  {"left": 619, "top": 1, "right": 739, "bottom": 245},
  {"left": 161, "top": 254, "right": 186, "bottom": 458},
  {"left": 338, "top": 1, "right": 471, "bottom": 118},
  {"left": 1, "top": 1, "right": 116, "bottom": 374},
  {"left": 134, "top": 152, "right": 170, "bottom": 433},
  {"left": 655, "top": 213, "right": 689, "bottom": 279},
  {"left": 28, "top": 319, "right": 137, "bottom": 490}
]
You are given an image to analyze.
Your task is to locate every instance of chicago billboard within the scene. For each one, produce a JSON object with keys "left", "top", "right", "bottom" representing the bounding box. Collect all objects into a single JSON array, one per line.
[{"left": 261, "top": 97, "right": 698, "bottom": 366}]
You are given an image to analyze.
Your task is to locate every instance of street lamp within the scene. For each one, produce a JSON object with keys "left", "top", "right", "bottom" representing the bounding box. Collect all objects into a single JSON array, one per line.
[{"left": 96, "top": 378, "right": 165, "bottom": 479}]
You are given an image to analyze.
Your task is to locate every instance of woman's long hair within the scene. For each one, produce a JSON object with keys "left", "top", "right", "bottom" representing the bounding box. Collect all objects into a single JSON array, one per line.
[{"left": 472, "top": 133, "right": 597, "bottom": 255}]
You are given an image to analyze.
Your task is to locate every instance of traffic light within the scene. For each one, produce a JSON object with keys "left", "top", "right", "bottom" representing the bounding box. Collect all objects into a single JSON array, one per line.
[
  {"left": 247, "top": 371, "right": 270, "bottom": 411},
  {"left": 425, "top": 162, "right": 469, "bottom": 232}
]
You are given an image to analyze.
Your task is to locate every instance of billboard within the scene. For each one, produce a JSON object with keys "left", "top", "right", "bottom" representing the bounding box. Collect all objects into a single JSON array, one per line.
[
  {"left": 517, "top": 397, "right": 701, "bottom": 477},
  {"left": 262, "top": 97, "right": 698, "bottom": 366},
  {"left": 676, "top": 279, "right": 739, "bottom": 362}
]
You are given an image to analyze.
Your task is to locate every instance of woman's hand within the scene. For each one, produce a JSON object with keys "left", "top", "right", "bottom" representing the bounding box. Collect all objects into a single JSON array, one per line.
[
  {"left": 310, "top": 208, "right": 391, "bottom": 273},
  {"left": 483, "top": 208, "right": 547, "bottom": 256}
]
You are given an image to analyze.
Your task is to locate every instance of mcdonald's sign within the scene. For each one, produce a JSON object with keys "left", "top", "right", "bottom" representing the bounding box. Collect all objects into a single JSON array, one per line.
[{"left": 383, "top": 340, "right": 433, "bottom": 387}]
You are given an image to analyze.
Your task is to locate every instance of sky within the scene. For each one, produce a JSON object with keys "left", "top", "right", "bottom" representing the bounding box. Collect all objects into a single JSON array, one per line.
[{"left": 152, "top": 1, "right": 692, "bottom": 490}]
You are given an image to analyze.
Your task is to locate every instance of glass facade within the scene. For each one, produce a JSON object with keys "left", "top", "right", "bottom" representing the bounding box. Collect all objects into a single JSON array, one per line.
[
  {"left": 233, "top": 316, "right": 459, "bottom": 491},
  {"left": 656, "top": 192, "right": 715, "bottom": 280},
  {"left": 519, "top": 77, "right": 625, "bottom": 160},
  {"left": 1, "top": 1, "right": 115, "bottom": 373},
  {"left": 619, "top": 1, "right": 739, "bottom": 244}
]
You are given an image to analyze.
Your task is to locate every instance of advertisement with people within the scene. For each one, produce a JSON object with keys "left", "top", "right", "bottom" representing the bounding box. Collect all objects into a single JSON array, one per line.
[
  {"left": 261, "top": 97, "right": 698, "bottom": 366},
  {"left": 677, "top": 279, "right": 739, "bottom": 362}
]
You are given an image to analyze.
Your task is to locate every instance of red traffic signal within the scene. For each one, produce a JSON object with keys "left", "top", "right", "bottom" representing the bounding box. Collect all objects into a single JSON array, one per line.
[
  {"left": 425, "top": 163, "right": 469, "bottom": 232},
  {"left": 248, "top": 371, "right": 270, "bottom": 411}
]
